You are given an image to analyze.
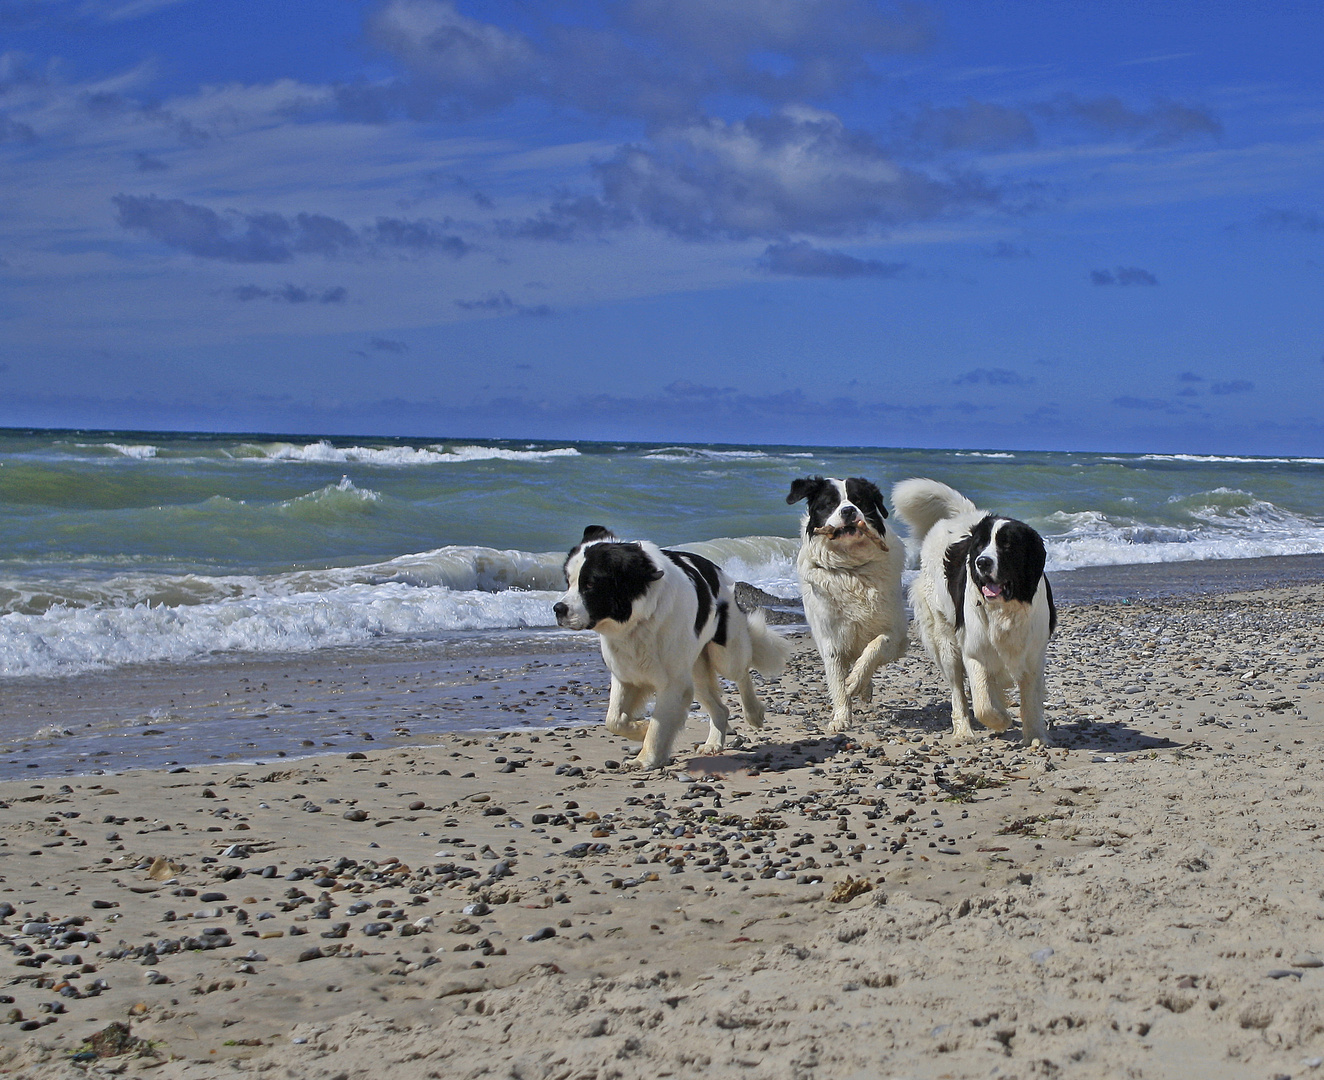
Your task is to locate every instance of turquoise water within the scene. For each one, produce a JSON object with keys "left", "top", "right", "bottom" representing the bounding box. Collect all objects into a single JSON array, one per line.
[{"left": 3, "top": 428, "right": 1324, "bottom": 678}]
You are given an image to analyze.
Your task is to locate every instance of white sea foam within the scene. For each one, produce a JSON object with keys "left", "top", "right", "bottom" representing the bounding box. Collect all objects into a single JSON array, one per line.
[
  {"left": 1043, "top": 492, "right": 1324, "bottom": 570},
  {"left": 103, "top": 443, "right": 159, "bottom": 459},
  {"left": 1122, "top": 454, "right": 1324, "bottom": 465},
  {"left": 237, "top": 440, "right": 579, "bottom": 465},
  {"left": 0, "top": 581, "right": 561, "bottom": 679},
  {"left": 0, "top": 538, "right": 803, "bottom": 678},
  {"left": 643, "top": 447, "right": 772, "bottom": 462}
]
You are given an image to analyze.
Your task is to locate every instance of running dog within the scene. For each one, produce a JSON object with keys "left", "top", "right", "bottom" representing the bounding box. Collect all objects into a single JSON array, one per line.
[
  {"left": 554, "top": 526, "right": 790, "bottom": 769},
  {"left": 892, "top": 478, "right": 1056, "bottom": 745}
]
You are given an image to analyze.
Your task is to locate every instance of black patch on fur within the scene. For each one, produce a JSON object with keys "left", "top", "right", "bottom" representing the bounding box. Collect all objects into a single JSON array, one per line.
[
  {"left": 966, "top": 514, "right": 1053, "bottom": 619},
  {"left": 713, "top": 600, "right": 729, "bottom": 647},
  {"left": 943, "top": 536, "right": 971, "bottom": 629},
  {"left": 665, "top": 549, "right": 722, "bottom": 638},
  {"left": 564, "top": 524, "right": 618, "bottom": 577},
  {"left": 844, "top": 477, "right": 889, "bottom": 532},
  {"left": 575, "top": 542, "right": 663, "bottom": 627},
  {"left": 1045, "top": 577, "right": 1057, "bottom": 634},
  {"left": 580, "top": 525, "right": 615, "bottom": 544},
  {"left": 787, "top": 476, "right": 834, "bottom": 538}
]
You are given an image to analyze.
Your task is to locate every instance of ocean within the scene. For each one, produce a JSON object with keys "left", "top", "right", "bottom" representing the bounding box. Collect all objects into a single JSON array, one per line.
[{"left": 2, "top": 429, "right": 1323, "bottom": 777}]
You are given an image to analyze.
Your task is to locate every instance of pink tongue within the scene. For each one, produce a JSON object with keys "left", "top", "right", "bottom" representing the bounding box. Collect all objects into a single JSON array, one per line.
[{"left": 981, "top": 584, "right": 1002, "bottom": 599}]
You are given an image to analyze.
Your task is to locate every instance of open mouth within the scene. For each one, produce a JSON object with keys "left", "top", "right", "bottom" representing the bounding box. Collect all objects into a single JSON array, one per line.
[{"left": 980, "top": 583, "right": 1004, "bottom": 599}]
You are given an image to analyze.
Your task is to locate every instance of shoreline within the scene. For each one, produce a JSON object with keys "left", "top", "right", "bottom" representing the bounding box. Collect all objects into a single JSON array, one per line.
[
  {"left": 3, "top": 552, "right": 1324, "bottom": 781},
  {"left": 0, "top": 576, "right": 1322, "bottom": 1077}
]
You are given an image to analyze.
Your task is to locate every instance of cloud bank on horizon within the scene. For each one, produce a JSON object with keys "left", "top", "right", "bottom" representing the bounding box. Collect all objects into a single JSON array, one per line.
[{"left": 0, "top": 0, "right": 1321, "bottom": 453}]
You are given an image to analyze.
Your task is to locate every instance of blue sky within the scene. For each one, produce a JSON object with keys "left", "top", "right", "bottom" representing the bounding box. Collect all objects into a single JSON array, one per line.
[{"left": 1, "top": 0, "right": 1322, "bottom": 453}]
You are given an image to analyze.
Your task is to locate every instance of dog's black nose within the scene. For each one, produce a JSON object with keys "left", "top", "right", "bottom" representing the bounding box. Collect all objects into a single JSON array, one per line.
[
  {"left": 840, "top": 505, "right": 857, "bottom": 521},
  {"left": 975, "top": 555, "right": 994, "bottom": 575},
  {"left": 552, "top": 602, "right": 568, "bottom": 618}
]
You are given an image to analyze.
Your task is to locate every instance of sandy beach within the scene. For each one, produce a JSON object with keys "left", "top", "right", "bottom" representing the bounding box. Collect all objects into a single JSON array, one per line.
[{"left": 2, "top": 576, "right": 1324, "bottom": 1079}]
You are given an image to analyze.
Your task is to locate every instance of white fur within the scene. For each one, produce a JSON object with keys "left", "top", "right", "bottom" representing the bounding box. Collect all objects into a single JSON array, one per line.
[
  {"left": 892, "top": 478, "right": 1054, "bottom": 746},
  {"left": 558, "top": 540, "right": 789, "bottom": 770},
  {"left": 795, "top": 481, "right": 908, "bottom": 733}
]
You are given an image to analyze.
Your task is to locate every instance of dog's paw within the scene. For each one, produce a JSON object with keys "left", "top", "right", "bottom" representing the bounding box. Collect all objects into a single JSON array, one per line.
[
  {"left": 606, "top": 717, "right": 649, "bottom": 741},
  {"left": 699, "top": 738, "right": 726, "bottom": 755},
  {"left": 975, "top": 712, "right": 1014, "bottom": 733},
  {"left": 630, "top": 751, "right": 668, "bottom": 771},
  {"left": 744, "top": 706, "right": 766, "bottom": 730},
  {"left": 826, "top": 713, "right": 853, "bottom": 734}
]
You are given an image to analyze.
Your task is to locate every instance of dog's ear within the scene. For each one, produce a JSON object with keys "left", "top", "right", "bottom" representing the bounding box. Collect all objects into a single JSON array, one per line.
[
  {"left": 580, "top": 525, "right": 616, "bottom": 544},
  {"left": 786, "top": 477, "right": 825, "bottom": 505},
  {"left": 846, "top": 478, "right": 888, "bottom": 519}
]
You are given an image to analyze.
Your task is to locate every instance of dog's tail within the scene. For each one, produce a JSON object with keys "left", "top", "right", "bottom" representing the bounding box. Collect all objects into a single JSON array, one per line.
[
  {"left": 746, "top": 610, "right": 791, "bottom": 680},
  {"left": 891, "top": 478, "right": 979, "bottom": 544}
]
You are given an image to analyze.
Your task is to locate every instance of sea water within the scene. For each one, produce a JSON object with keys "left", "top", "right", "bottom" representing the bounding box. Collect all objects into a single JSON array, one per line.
[{"left": 4, "top": 429, "right": 1324, "bottom": 681}]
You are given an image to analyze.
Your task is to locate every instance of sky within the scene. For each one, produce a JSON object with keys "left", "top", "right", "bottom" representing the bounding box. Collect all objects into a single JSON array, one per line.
[{"left": 0, "top": 0, "right": 1322, "bottom": 454}]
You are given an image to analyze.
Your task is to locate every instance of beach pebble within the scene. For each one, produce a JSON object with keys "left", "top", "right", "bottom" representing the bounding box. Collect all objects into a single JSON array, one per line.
[
  {"left": 524, "top": 927, "right": 556, "bottom": 942},
  {"left": 1031, "top": 948, "right": 1055, "bottom": 964},
  {"left": 342, "top": 809, "right": 368, "bottom": 822},
  {"left": 1292, "top": 954, "right": 1324, "bottom": 968}
]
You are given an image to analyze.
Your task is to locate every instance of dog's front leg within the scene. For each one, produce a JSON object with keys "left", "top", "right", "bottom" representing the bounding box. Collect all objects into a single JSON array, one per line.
[
  {"left": 824, "top": 650, "right": 854, "bottom": 733},
  {"left": 634, "top": 682, "right": 692, "bottom": 770},
  {"left": 968, "top": 660, "right": 1013, "bottom": 733},
  {"left": 933, "top": 636, "right": 976, "bottom": 742},
  {"left": 845, "top": 629, "right": 907, "bottom": 701},
  {"left": 604, "top": 679, "right": 650, "bottom": 741},
  {"left": 1018, "top": 668, "right": 1050, "bottom": 746}
]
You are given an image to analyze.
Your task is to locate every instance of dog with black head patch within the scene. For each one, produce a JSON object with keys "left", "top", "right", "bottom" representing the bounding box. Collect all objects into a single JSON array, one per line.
[
  {"left": 554, "top": 526, "right": 790, "bottom": 769},
  {"left": 892, "top": 478, "right": 1056, "bottom": 745},
  {"left": 786, "top": 477, "right": 907, "bottom": 733}
]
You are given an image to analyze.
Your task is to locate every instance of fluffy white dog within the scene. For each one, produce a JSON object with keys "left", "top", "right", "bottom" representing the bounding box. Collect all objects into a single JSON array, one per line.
[
  {"left": 554, "top": 526, "right": 790, "bottom": 769},
  {"left": 892, "top": 478, "right": 1056, "bottom": 745},
  {"left": 786, "top": 477, "right": 907, "bottom": 733}
]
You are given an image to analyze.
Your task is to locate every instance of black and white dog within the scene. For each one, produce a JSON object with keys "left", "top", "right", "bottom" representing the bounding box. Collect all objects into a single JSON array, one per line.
[
  {"left": 787, "top": 477, "right": 907, "bottom": 733},
  {"left": 554, "top": 526, "right": 790, "bottom": 770},
  {"left": 892, "top": 478, "right": 1056, "bottom": 745}
]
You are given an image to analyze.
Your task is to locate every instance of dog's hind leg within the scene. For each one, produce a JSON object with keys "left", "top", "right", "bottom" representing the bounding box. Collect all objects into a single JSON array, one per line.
[
  {"left": 604, "top": 679, "right": 651, "bottom": 742},
  {"left": 969, "top": 661, "right": 1014, "bottom": 733},
  {"left": 634, "top": 682, "right": 692, "bottom": 770},
  {"left": 734, "top": 671, "right": 767, "bottom": 730},
  {"left": 694, "top": 650, "right": 732, "bottom": 754},
  {"left": 1018, "top": 668, "right": 1050, "bottom": 746}
]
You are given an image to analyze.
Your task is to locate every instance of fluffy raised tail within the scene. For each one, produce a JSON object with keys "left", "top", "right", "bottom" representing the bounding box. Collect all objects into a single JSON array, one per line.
[
  {"left": 747, "top": 609, "right": 791, "bottom": 679},
  {"left": 890, "top": 478, "right": 980, "bottom": 545}
]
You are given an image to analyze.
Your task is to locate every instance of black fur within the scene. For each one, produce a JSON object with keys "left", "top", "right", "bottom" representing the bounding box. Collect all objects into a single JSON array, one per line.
[
  {"left": 664, "top": 549, "right": 717, "bottom": 638},
  {"left": 575, "top": 542, "right": 663, "bottom": 628},
  {"left": 844, "top": 478, "right": 889, "bottom": 531},
  {"left": 945, "top": 514, "right": 1055, "bottom": 630},
  {"left": 943, "top": 535, "right": 972, "bottom": 629},
  {"left": 787, "top": 475, "right": 890, "bottom": 540}
]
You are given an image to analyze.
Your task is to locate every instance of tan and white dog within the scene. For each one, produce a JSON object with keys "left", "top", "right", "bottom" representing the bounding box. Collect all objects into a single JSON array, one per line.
[
  {"left": 892, "top": 478, "right": 1056, "bottom": 745},
  {"left": 787, "top": 477, "right": 907, "bottom": 733}
]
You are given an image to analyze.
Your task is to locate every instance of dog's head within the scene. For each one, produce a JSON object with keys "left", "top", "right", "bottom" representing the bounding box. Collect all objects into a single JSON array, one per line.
[
  {"left": 965, "top": 515, "right": 1047, "bottom": 605},
  {"left": 787, "top": 476, "right": 889, "bottom": 555},
  {"left": 553, "top": 525, "right": 663, "bottom": 631}
]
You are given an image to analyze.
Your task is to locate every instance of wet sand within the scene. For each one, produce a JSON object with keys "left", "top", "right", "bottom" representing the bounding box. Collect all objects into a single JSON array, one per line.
[{"left": 2, "top": 572, "right": 1324, "bottom": 1078}]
